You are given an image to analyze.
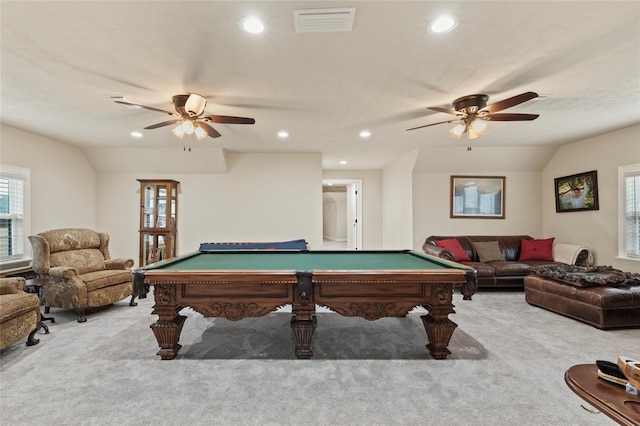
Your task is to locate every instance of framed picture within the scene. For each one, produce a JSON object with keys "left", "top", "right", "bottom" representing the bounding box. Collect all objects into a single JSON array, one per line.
[
  {"left": 450, "top": 175, "right": 505, "bottom": 219},
  {"left": 554, "top": 170, "right": 599, "bottom": 212}
]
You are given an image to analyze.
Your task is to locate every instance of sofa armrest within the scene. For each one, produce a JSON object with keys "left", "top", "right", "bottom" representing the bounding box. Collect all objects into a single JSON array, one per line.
[
  {"left": 46, "top": 266, "right": 88, "bottom": 306},
  {"left": 422, "top": 244, "right": 456, "bottom": 261},
  {"left": 0, "top": 277, "right": 27, "bottom": 295},
  {"left": 105, "top": 258, "right": 134, "bottom": 270},
  {"left": 49, "top": 266, "right": 79, "bottom": 280}
]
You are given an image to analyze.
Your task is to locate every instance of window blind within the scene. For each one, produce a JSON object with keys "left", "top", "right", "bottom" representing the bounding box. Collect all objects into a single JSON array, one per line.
[
  {"left": 0, "top": 174, "right": 25, "bottom": 261},
  {"left": 625, "top": 170, "right": 640, "bottom": 258}
]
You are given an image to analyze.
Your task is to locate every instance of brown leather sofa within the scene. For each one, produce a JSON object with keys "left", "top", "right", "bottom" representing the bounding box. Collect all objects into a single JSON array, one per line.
[{"left": 423, "top": 235, "right": 569, "bottom": 288}]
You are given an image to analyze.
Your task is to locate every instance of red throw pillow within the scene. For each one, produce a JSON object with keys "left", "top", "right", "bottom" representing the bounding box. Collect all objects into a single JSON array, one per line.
[
  {"left": 434, "top": 239, "right": 471, "bottom": 261},
  {"left": 519, "top": 238, "right": 555, "bottom": 261}
]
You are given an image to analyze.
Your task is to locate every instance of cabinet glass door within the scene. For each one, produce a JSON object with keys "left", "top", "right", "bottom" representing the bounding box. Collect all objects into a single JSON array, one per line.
[
  {"left": 157, "top": 185, "right": 167, "bottom": 228},
  {"left": 143, "top": 185, "right": 155, "bottom": 228}
]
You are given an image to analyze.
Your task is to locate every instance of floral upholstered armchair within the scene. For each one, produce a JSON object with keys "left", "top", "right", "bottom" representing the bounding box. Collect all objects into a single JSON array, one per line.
[
  {"left": 0, "top": 277, "right": 40, "bottom": 349},
  {"left": 29, "top": 228, "right": 138, "bottom": 323}
]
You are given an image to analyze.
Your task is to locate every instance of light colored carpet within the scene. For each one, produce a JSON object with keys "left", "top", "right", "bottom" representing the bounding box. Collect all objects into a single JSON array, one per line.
[{"left": 1, "top": 290, "right": 637, "bottom": 425}]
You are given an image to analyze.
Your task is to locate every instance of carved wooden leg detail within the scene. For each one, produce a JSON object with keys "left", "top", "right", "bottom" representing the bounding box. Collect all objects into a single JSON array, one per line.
[
  {"left": 290, "top": 316, "right": 316, "bottom": 359},
  {"left": 151, "top": 314, "right": 186, "bottom": 360},
  {"left": 26, "top": 326, "right": 40, "bottom": 346},
  {"left": 420, "top": 309, "right": 457, "bottom": 360}
]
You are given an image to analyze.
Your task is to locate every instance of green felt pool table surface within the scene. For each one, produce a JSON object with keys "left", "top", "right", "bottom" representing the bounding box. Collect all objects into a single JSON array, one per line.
[{"left": 146, "top": 250, "right": 457, "bottom": 272}]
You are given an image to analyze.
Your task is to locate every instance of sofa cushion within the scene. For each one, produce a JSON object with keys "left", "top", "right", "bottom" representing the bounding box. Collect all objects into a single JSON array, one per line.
[
  {"left": 467, "top": 235, "right": 531, "bottom": 261},
  {"left": 461, "top": 262, "right": 496, "bottom": 277},
  {"left": 434, "top": 239, "right": 471, "bottom": 261},
  {"left": 487, "top": 260, "right": 532, "bottom": 276},
  {"left": 520, "top": 238, "right": 555, "bottom": 261},
  {"left": 0, "top": 292, "right": 40, "bottom": 323},
  {"left": 50, "top": 248, "right": 106, "bottom": 275},
  {"left": 473, "top": 241, "right": 505, "bottom": 263},
  {"left": 80, "top": 270, "right": 132, "bottom": 292}
]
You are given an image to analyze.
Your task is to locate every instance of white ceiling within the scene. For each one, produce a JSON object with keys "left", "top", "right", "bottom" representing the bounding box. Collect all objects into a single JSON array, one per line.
[{"left": 2, "top": 1, "right": 639, "bottom": 170}]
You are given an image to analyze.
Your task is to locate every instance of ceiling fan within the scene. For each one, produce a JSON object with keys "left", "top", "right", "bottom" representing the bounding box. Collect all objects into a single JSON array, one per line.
[
  {"left": 116, "top": 93, "right": 255, "bottom": 140},
  {"left": 406, "top": 91, "right": 540, "bottom": 139}
]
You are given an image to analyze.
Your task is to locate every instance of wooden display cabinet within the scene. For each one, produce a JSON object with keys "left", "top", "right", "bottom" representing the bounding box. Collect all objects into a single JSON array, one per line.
[{"left": 137, "top": 179, "right": 179, "bottom": 266}]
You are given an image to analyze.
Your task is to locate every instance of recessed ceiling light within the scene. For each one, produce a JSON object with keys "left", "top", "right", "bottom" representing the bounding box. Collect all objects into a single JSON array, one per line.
[
  {"left": 359, "top": 130, "right": 371, "bottom": 138},
  {"left": 429, "top": 15, "right": 458, "bottom": 33},
  {"left": 277, "top": 130, "right": 289, "bottom": 139},
  {"left": 339, "top": 160, "right": 348, "bottom": 165},
  {"left": 130, "top": 131, "right": 143, "bottom": 138},
  {"left": 241, "top": 16, "right": 265, "bottom": 34}
]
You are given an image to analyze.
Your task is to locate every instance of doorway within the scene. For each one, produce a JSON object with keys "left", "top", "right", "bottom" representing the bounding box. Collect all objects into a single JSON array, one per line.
[{"left": 322, "top": 179, "right": 362, "bottom": 250}]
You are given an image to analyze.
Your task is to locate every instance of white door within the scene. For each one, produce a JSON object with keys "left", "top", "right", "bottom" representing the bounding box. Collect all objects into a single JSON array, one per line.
[{"left": 322, "top": 179, "right": 362, "bottom": 250}]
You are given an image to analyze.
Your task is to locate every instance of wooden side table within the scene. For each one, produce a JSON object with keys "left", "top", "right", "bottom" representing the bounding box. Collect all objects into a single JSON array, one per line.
[
  {"left": 565, "top": 363, "right": 640, "bottom": 425},
  {"left": 24, "top": 276, "right": 59, "bottom": 333}
]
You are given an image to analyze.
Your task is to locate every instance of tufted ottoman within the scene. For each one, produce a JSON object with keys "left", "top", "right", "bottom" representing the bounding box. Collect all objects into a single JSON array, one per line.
[{"left": 524, "top": 266, "right": 640, "bottom": 329}]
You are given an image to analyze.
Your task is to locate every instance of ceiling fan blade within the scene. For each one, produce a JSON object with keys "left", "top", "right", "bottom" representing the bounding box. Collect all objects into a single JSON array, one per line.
[
  {"left": 114, "top": 101, "right": 178, "bottom": 117},
  {"left": 144, "top": 119, "right": 182, "bottom": 129},
  {"left": 428, "top": 106, "right": 462, "bottom": 116},
  {"left": 199, "top": 122, "right": 221, "bottom": 138},
  {"left": 406, "top": 119, "right": 460, "bottom": 131},
  {"left": 482, "top": 113, "right": 539, "bottom": 121},
  {"left": 481, "top": 92, "right": 538, "bottom": 114},
  {"left": 202, "top": 115, "right": 255, "bottom": 125}
]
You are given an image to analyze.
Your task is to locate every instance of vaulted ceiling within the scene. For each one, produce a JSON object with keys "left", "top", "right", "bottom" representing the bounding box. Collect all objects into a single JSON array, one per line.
[{"left": 2, "top": 1, "right": 639, "bottom": 170}]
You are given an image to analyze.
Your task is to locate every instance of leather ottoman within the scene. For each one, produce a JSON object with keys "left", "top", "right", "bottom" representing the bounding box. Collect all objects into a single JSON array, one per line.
[{"left": 524, "top": 267, "right": 640, "bottom": 329}]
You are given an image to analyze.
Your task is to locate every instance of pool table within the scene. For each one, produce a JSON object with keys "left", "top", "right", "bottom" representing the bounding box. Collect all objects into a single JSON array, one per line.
[{"left": 133, "top": 250, "right": 475, "bottom": 360}]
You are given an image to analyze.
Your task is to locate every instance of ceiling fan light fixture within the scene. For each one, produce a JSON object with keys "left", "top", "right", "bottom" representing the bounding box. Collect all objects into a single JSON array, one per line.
[
  {"left": 194, "top": 124, "right": 207, "bottom": 141},
  {"left": 172, "top": 125, "right": 185, "bottom": 139},
  {"left": 450, "top": 123, "right": 465, "bottom": 138},
  {"left": 470, "top": 119, "right": 488, "bottom": 134},
  {"left": 184, "top": 94, "right": 207, "bottom": 117},
  {"left": 181, "top": 120, "right": 195, "bottom": 135},
  {"left": 468, "top": 129, "right": 481, "bottom": 140}
]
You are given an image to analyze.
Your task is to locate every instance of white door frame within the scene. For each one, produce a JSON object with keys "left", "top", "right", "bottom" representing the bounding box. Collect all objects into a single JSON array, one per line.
[{"left": 322, "top": 179, "right": 362, "bottom": 250}]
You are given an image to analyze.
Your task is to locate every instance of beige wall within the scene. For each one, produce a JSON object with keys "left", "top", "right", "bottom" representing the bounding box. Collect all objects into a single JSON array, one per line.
[
  {"left": 1, "top": 125, "right": 96, "bottom": 237},
  {"left": 98, "top": 152, "right": 324, "bottom": 263},
  {"left": 543, "top": 124, "right": 640, "bottom": 272},
  {"left": 412, "top": 171, "right": 543, "bottom": 249},
  {"left": 383, "top": 150, "right": 419, "bottom": 249}
]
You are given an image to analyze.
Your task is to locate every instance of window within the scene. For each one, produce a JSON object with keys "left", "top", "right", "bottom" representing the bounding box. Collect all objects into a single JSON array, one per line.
[
  {"left": 619, "top": 163, "right": 640, "bottom": 260},
  {"left": 0, "top": 165, "right": 30, "bottom": 268}
]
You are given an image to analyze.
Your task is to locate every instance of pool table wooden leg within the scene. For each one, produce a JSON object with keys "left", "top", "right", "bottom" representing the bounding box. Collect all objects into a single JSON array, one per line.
[
  {"left": 420, "top": 306, "right": 457, "bottom": 360},
  {"left": 291, "top": 271, "right": 317, "bottom": 359},
  {"left": 151, "top": 314, "right": 186, "bottom": 360},
  {"left": 291, "top": 315, "right": 317, "bottom": 359},
  {"left": 151, "top": 284, "right": 186, "bottom": 360}
]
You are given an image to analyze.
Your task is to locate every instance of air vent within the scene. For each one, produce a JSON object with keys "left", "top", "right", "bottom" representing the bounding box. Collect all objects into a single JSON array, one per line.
[
  {"left": 106, "top": 94, "right": 139, "bottom": 109},
  {"left": 294, "top": 8, "right": 355, "bottom": 33}
]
